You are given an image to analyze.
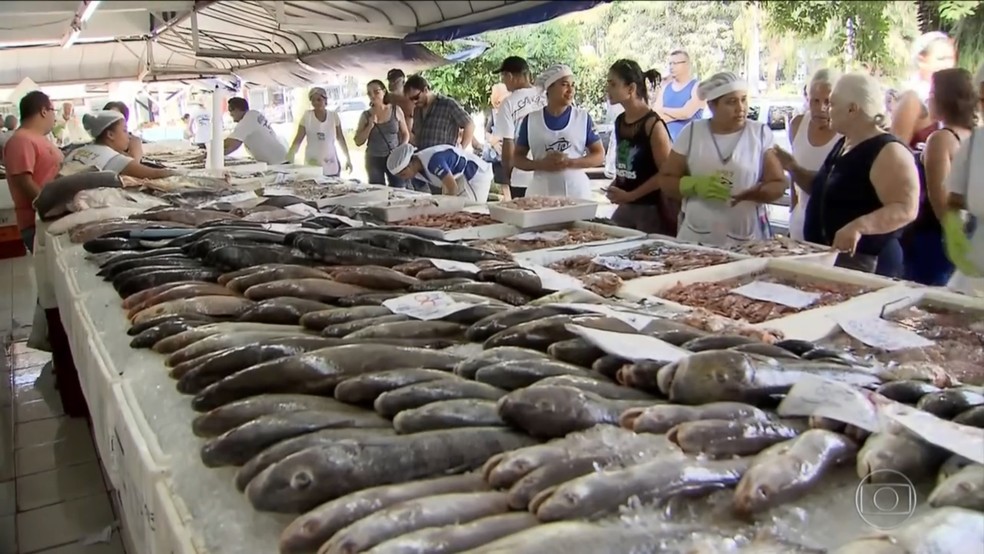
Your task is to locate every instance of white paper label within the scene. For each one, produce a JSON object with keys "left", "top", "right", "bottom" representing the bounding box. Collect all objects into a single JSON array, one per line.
[
  {"left": 730, "top": 280, "right": 821, "bottom": 309},
  {"left": 263, "top": 186, "right": 296, "bottom": 196},
  {"left": 383, "top": 292, "right": 482, "bottom": 321},
  {"left": 879, "top": 402, "right": 984, "bottom": 464},
  {"left": 512, "top": 231, "right": 570, "bottom": 242},
  {"left": 591, "top": 256, "right": 664, "bottom": 272},
  {"left": 428, "top": 258, "right": 481, "bottom": 274},
  {"left": 565, "top": 324, "right": 688, "bottom": 362},
  {"left": 284, "top": 203, "right": 320, "bottom": 217},
  {"left": 517, "top": 261, "right": 584, "bottom": 292},
  {"left": 837, "top": 317, "right": 935, "bottom": 351},
  {"left": 261, "top": 223, "right": 305, "bottom": 233},
  {"left": 778, "top": 375, "right": 881, "bottom": 432},
  {"left": 553, "top": 302, "right": 656, "bottom": 331},
  {"left": 203, "top": 191, "right": 257, "bottom": 206}
]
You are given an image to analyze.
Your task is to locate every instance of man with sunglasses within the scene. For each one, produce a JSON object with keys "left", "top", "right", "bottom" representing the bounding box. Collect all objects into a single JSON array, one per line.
[
  {"left": 653, "top": 50, "right": 705, "bottom": 141},
  {"left": 403, "top": 74, "right": 475, "bottom": 193}
]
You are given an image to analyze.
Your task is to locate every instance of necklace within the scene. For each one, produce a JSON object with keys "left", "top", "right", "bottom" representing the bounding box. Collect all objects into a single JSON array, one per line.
[{"left": 707, "top": 122, "right": 747, "bottom": 164}]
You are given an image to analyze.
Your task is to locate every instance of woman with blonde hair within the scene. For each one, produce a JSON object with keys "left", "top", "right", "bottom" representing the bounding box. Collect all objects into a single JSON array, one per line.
[
  {"left": 800, "top": 73, "right": 920, "bottom": 273},
  {"left": 653, "top": 71, "right": 787, "bottom": 246},
  {"left": 774, "top": 68, "right": 841, "bottom": 241}
]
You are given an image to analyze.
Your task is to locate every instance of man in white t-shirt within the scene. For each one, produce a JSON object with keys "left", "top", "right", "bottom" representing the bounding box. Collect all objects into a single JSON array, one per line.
[
  {"left": 223, "top": 97, "right": 288, "bottom": 164},
  {"left": 190, "top": 103, "right": 213, "bottom": 149},
  {"left": 493, "top": 56, "right": 546, "bottom": 200}
]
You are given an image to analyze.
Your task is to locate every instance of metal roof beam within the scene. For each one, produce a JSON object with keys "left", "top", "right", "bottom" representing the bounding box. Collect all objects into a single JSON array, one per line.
[{"left": 278, "top": 16, "right": 414, "bottom": 39}]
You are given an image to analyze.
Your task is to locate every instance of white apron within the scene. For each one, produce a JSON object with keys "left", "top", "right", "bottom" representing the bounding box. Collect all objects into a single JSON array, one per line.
[
  {"left": 303, "top": 110, "right": 340, "bottom": 176},
  {"left": 789, "top": 114, "right": 839, "bottom": 241},
  {"left": 677, "top": 120, "right": 771, "bottom": 247},
  {"left": 525, "top": 107, "right": 593, "bottom": 199}
]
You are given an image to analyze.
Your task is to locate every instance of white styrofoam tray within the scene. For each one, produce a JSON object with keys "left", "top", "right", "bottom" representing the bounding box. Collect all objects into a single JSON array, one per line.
[
  {"left": 519, "top": 237, "right": 742, "bottom": 271},
  {"left": 362, "top": 196, "right": 469, "bottom": 222},
  {"left": 315, "top": 185, "right": 391, "bottom": 208},
  {"left": 487, "top": 199, "right": 599, "bottom": 228},
  {"left": 618, "top": 257, "right": 917, "bottom": 340}
]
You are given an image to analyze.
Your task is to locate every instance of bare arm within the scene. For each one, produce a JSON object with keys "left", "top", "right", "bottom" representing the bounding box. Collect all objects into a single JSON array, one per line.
[
  {"left": 848, "top": 142, "right": 920, "bottom": 234},
  {"left": 128, "top": 135, "right": 144, "bottom": 162},
  {"left": 7, "top": 174, "right": 41, "bottom": 202},
  {"left": 121, "top": 161, "right": 176, "bottom": 180},
  {"left": 653, "top": 150, "right": 690, "bottom": 198},
  {"left": 335, "top": 122, "right": 351, "bottom": 165},
  {"left": 890, "top": 92, "right": 923, "bottom": 145},
  {"left": 661, "top": 86, "right": 705, "bottom": 121},
  {"left": 733, "top": 150, "right": 788, "bottom": 204},
  {"left": 922, "top": 131, "right": 958, "bottom": 222},
  {"left": 353, "top": 112, "right": 372, "bottom": 147},
  {"left": 459, "top": 120, "right": 475, "bottom": 150},
  {"left": 565, "top": 141, "right": 605, "bottom": 169},
  {"left": 223, "top": 138, "right": 242, "bottom": 156},
  {"left": 395, "top": 107, "right": 410, "bottom": 145},
  {"left": 287, "top": 124, "right": 306, "bottom": 155},
  {"left": 512, "top": 144, "right": 542, "bottom": 172},
  {"left": 501, "top": 139, "right": 515, "bottom": 184},
  {"left": 440, "top": 172, "right": 458, "bottom": 196}
]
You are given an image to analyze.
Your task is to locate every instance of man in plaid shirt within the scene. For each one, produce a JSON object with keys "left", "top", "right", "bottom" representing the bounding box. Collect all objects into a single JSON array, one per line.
[{"left": 404, "top": 74, "right": 476, "bottom": 193}]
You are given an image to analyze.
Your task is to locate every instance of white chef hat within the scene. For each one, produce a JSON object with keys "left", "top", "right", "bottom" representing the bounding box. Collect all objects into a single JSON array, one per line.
[
  {"left": 82, "top": 110, "right": 125, "bottom": 139},
  {"left": 309, "top": 87, "right": 328, "bottom": 101},
  {"left": 536, "top": 64, "right": 574, "bottom": 91},
  {"left": 911, "top": 31, "right": 951, "bottom": 64},
  {"left": 697, "top": 72, "right": 748, "bottom": 102},
  {"left": 387, "top": 143, "right": 416, "bottom": 174}
]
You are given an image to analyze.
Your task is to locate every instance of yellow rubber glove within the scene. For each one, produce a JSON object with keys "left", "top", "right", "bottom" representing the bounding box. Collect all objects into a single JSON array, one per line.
[
  {"left": 680, "top": 174, "right": 730, "bottom": 202},
  {"left": 942, "top": 211, "right": 982, "bottom": 277}
]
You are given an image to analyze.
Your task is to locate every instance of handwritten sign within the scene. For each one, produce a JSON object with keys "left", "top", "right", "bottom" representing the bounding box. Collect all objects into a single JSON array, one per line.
[
  {"left": 880, "top": 402, "right": 984, "bottom": 464},
  {"left": 513, "top": 231, "right": 570, "bottom": 242},
  {"left": 517, "top": 261, "right": 584, "bottom": 292},
  {"left": 592, "top": 256, "right": 664, "bottom": 273},
  {"left": 837, "top": 317, "right": 935, "bottom": 351},
  {"left": 778, "top": 375, "right": 881, "bottom": 432},
  {"left": 383, "top": 292, "right": 482, "bottom": 320},
  {"left": 284, "top": 203, "right": 320, "bottom": 217},
  {"left": 553, "top": 302, "right": 656, "bottom": 331},
  {"left": 428, "top": 258, "right": 481, "bottom": 274},
  {"left": 731, "top": 280, "right": 821, "bottom": 309},
  {"left": 262, "top": 186, "right": 296, "bottom": 196},
  {"left": 565, "top": 324, "right": 688, "bottom": 362}
]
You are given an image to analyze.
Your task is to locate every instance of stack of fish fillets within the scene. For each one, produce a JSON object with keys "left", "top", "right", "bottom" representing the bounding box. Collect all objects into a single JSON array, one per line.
[{"left": 74, "top": 207, "right": 984, "bottom": 553}]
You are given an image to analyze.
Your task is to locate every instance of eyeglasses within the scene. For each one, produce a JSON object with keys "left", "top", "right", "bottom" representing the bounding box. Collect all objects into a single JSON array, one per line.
[
  {"left": 408, "top": 91, "right": 423, "bottom": 102},
  {"left": 669, "top": 61, "right": 688, "bottom": 66}
]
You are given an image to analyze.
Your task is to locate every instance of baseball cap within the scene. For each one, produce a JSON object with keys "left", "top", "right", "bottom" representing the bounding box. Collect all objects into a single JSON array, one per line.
[
  {"left": 495, "top": 56, "right": 530, "bottom": 75},
  {"left": 387, "top": 68, "right": 405, "bottom": 82}
]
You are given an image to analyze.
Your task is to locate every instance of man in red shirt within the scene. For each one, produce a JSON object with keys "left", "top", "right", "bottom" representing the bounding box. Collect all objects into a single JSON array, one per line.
[
  {"left": 3, "top": 90, "right": 62, "bottom": 251},
  {"left": 3, "top": 91, "right": 87, "bottom": 419}
]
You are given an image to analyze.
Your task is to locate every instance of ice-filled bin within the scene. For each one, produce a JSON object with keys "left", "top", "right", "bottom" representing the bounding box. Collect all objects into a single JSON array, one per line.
[
  {"left": 469, "top": 220, "right": 645, "bottom": 257},
  {"left": 619, "top": 257, "right": 916, "bottom": 341},
  {"left": 153, "top": 479, "right": 203, "bottom": 554},
  {"left": 362, "top": 196, "right": 469, "bottom": 222},
  {"left": 487, "top": 198, "right": 598, "bottom": 227}
]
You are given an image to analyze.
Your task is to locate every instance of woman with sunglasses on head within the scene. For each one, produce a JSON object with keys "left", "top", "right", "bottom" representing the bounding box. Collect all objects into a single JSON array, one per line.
[
  {"left": 653, "top": 72, "right": 787, "bottom": 247},
  {"left": 513, "top": 64, "right": 605, "bottom": 199},
  {"left": 603, "top": 59, "right": 679, "bottom": 235},
  {"left": 287, "top": 87, "right": 352, "bottom": 177},
  {"left": 354, "top": 79, "right": 410, "bottom": 188}
]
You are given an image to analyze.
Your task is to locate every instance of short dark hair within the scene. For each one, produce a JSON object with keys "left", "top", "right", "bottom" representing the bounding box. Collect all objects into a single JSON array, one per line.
[
  {"left": 103, "top": 101, "right": 130, "bottom": 121},
  {"left": 387, "top": 68, "right": 405, "bottom": 82},
  {"left": 669, "top": 50, "right": 689, "bottom": 60},
  {"left": 931, "top": 68, "right": 977, "bottom": 129},
  {"left": 404, "top": 75, "right": 429, "bottom": 93},
  {"left": 228, "top": 97, "right": 249, "bottom": 112},
  {"left": 20, "top": 91, "right": 51, "bottom": 121}
]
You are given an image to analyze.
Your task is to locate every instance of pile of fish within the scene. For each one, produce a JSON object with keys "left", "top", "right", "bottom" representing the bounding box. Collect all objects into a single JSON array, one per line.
[
  {"left": 58, "top": 195, "right": 984, "bottom": 552},
  {"left": 726, "top": 237, "right": 833, "bottom": 257},
  {"left": 470, "top": 228, "right": 613, "bottom": 256},
  {"left": 395, "top": 213, "right": 498, "bottom": 230},
  {"left": 548, "top": 242, "right": 737, "bottom": 281},
  {"left": 660, "top": 273, "right": 873, "bottom": 324}
]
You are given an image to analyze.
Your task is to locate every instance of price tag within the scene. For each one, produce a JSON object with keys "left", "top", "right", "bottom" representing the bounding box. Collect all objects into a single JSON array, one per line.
[
  {"left": 261, "top": 223, "right": 305, "bottom": 233},
  {"left": 202, "top": 191, "right": 257, "bottom": 206},
  {"left": 777, "top": 375, "right": 880, "bottom": 432},
  {"left": 517, "top": 261, "right": 584, "bottom": 292},
  {"left": 262, "top": 186, "right": 296, "bottom": 196},
  {"left": 383, "top": 292, "right": 482, "bottom": 320},
  {"left": 284, "top": 203, "right": 320, "bottom": 217},
  {"left": 879, "top": 402, "right": 984, "bottom": 464},
  {"left": 730, "top": 280, "right": 822, "bottom": 309},
  {"left": 512, "top": 231, "right": 570, "bottom": 242},
  {"left": 565, "top": 324, "right": 688, "bottom": 362},
  {"left": 428, "top": 258, "right": 481, "bottom": 274},
  {"left": 837, "top": 317, "right": 935, "bottom": 351},
  {"left": 553, "top": 302, "right": 655, "bottom": 331},
  {"left": 591, "top": 256, "right": 664, "bottom": 273}
]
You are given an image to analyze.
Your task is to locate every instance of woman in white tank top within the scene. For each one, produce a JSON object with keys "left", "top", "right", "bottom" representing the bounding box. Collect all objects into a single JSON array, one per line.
[{"left": 775, "top": 69, "right": 841, "bottom": 240}]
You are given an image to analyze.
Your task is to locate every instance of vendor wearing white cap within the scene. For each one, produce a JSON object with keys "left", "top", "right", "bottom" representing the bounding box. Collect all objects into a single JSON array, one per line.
[
  {"left": 387, "top": 143, "right": 492, "bottom": 203},
  {"left": 655, "top": 71, "right": 787, "bottom": 247},
  {"left": 224, "top": 97, "right": 289, "bottom": 165},
  {"left": 941, "top": 62, "right": 984, "bottom": 296},
  {"left": 286, "top": 87, "right": 352, "bottom": 176},
  {"left": 61, "top": 110, "right": 176, "bottom": 179},
  {"left": 513, "top": 64, "right": 605, "bottom": 199}
]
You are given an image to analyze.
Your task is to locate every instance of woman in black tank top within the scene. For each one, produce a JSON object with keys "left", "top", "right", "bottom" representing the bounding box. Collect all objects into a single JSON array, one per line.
[
  {"left": 902, "top": 68, "right": 977, "bottom": 285},
  {"left": 604, "top": 59, "right": 679, "bottom": 235}
]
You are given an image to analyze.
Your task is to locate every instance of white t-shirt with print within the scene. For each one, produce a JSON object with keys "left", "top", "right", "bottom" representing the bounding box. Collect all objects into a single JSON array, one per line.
[
  {"left": 230, "top": 110, "right": 288, "bottom": 164},
  {"left": 493, "top": 87, "right": 546, "bottom": 187},
  {"left": 192, "top": 108, "right": 213, "bottom": 144},
  {"left": 60, "top": 143, "right": 132, "bottom": 176}
]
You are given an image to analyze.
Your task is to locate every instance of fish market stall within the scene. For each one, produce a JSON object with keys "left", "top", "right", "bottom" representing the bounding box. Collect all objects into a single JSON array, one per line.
[
  {"left": 722, "top": 237, "right": 839, "bottom": 266},
  {"left": 36, "top": 175, "right": 984, "bottom": 554},
  {"left": 469, "top": 221, "right": 645, "bottom": 257}
]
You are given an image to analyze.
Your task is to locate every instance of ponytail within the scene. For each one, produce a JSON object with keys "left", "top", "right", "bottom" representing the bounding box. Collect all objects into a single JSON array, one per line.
[{"left": 644, "top": 69, "right": 662, "bottom": 90}]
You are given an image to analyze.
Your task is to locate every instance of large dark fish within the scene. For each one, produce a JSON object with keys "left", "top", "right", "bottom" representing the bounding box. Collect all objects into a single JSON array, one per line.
[
  {"left": 680, "top": 335, "right": 758, "bottom": 352},
  {"left": 666, "top": 418, "right": 807, "bottom": 458},
  {"left": 191, "top": 394, "right": 348, "bottom": 437},
  {"left": 236, "top": 297, "right": 332, "bottom": 325},
  {"left": 916, "top": 388, "right": 984, "bottom": 420},
  {"left": 129, "top": 319, "right": 213, "bottom": 349},
  {"left": 331, "top": 265, "right": 420, "bottom": 290},
  {"left": 592, "top": 354, "right": 631, "bottom": 379},
  {"left": 200, "top": 408, "right": 391, "bottom": 467},
  {"left": 99, "top": 246, "right": 183, "bottom": 269},
  {"left": 482, "top": 315, "right": 583, "bottom": 352},
  {"left": 130, "top": 296, "right": 255, "bottom": 326},
  {"left": 374, "top": 380, "right": 507, "bottom": 418},
  {"left": 228, "top": 265, "right": 333, "bottom": 294},
  {"left": 928, "top": 464, "right": 984, "bottom": 511},
  {"left": 466, "top": 306, "right": 578, "bottom": 341},
  {"left": 345, "top": 321, "right": 467, "bottom": 341},
  {"left": 246, "top": 428, "right": 536, "bottom": 513},
  {"left": 334, "top": 369, "right": 458, "bottom": 405},
  {"left": 279, "top": 474, "right": 489, "bottom": 554},
  {"left": 321, "top": 315, "right": 412, "bottom": 338},
  {"left": 126, "top": 282, "right": 237, "bottom": 316},
  {"left": 621, "top": 402, "right": 770, "bottom": 434},
  {"left": 131, "top": 207, "right": 239, "bottom": 226},
  {"left": 656, "top": 350, "right": 883, "bottom": 405},
  {"left": 300, "top": 306, "right": 394, "bottom": 330},
  {"left": 100, "top": 255, "right": 198, "bottom": 279},
  {"left": 954, "top": 405, "right": 984, "bottom": 428},
  {"left": 392, "top": 399, "right": 505, "bottom": 434},
  {"left": 191, "top": 344, "right": 464, "bottom": 411},
  {"left": 497, "top": 386, "right": 654, "bottom": 439},
  {"left": 876, "top": 380, "right": 942, "bottom": 404},
  {"left": 857, "top": 428, "right": 948, "bottom": 482},
  {"left": 121, "top": 279, "right": 204, "bottom": 310},
  {"left": 437, "top": 282, "right": 531, "bottom": 306},
  {"left": 335, "top": 292, "right": 406, "bottom": 307},
  {"left": 393, "top": 235, "right": 505, "bottom": 263},
  {"left": 116, "top": 268, "right": 222, "bottom": 298},
  {"left": 365, "top": 512, "right": 540, "bottom": 554},
  {"left": 292, "top": 234, "right": 417, "bottom": 267},
  {"left": 244, "top": 279, "right": 371, "bottom": 303},
  {"left": 126, "top": 312, "right": 217, "bottom": 336},
  {"left": 475, "top": 359, "right": 608, "bottom": 391},
  {"left": 205, "top": 244, "right": 311, "bottom": 271},
  {"left": 532, "top": 375, "right": 659, "bottom": 401},
  {"left": 453, "top": 347, "right": 551, "bottom": 380},
  {"left": 83, "top": 236, "right": 147, "bottom": 253},
  {"left": 547, "top": 338, "right": 606, "bottom": 368}
]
